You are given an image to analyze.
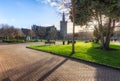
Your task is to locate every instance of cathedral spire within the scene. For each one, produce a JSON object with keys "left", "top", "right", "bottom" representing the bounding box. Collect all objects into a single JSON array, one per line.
[
  {"left": 62, "top": 12, "right": 65, "bottom": 21},
  {"left": 60, "top": 12, "right": 67, "bottom": 40}
]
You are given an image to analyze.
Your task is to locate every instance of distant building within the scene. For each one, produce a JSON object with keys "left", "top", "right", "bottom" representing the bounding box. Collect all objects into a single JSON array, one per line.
[
  {"left": 67, "top": 32, "right": 93, "bottom": 40},
  {"left": 112, "top": 22, "right": 120, "bottom": 40},
  {"left": 31, "top": 25, "right": 57, "bottom": 40},
  {"left": 21, "top": 28, "right": 31, "bottom": 40},
  {"left": 60, "top": 13, "right": 67, "bottom": 39}
]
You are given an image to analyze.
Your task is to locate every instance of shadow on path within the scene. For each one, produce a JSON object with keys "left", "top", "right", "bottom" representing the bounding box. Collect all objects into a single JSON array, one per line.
[
  {"left": 86, "top": 42, "right": 120, "bottom": 81},
  {"left": 38, "top": 58, "right": 68, "bottom": 81},
  {"left": 1, "top": 57, "right": 68, "bottom": 81},
  {"left": 37, "top": 53, "right": 75, "bottom": 81},
  {"left": 2, "top": 78, "right": 11, "bottom": 81}
]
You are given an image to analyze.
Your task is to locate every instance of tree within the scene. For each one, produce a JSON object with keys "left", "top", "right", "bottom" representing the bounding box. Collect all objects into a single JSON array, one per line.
[
  {"left": 0, "top": 27, "right": 6, "bottom": 39},
  {"left": 15, "top": 29, "right": 24, "bottom": 40},
  {"left": 49, "top": 27, "right": 57, "bottom": 40},
  {"left": 28, "top": 29, "right": 35, "bottom": 38},
  {"left": 70, "top": 0, "right": 120, "bottom": 50},
  {"left": 0, "top": 24, "right": 11, "bottom": 39},
  {"left": 37, "top": 27, "right": 46, "bottom": 41},
  {"left": 71, "top": 0, "right": 76, "bottom": 54},
  {"left": 0, "top": 25, "right": 24, "bottom": 40},
  {"left": 52, "top": 0, "right": 76, "bottom": 53},
  {"left": 93, "top": 0, "right": 120, "bottom": 49},
  {"left": 93, "top": 25, "right": 100, "bottom": 43}
]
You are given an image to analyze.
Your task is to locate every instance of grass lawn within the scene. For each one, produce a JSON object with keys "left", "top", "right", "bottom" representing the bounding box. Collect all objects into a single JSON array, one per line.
[{"left": 28, "top": 42, "right": 120, "bottom": 68}]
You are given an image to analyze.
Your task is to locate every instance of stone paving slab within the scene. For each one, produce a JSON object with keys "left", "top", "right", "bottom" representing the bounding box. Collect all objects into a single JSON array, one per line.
[{"left": 0, "top": 42, "right": 120, "bottom": 81}]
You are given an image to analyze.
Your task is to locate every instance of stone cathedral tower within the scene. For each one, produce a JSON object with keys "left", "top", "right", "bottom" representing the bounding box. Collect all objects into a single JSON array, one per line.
[{"left": 60, "top": 13, "right": 67, "bottom": 39}]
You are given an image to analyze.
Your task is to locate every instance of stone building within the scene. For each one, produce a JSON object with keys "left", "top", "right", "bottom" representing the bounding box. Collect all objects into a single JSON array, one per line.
[
  {"left": 21, "top": 28, "right": 31, "bottom": 40},
  {"left": 60, "top": 13, "right": 67, "bottom": 39},
  {"left": 31, "top": 25, "right": 57, "bottom": 40},
  {"left": 112, "top": 22, "right": 120, "bottom": 40}
]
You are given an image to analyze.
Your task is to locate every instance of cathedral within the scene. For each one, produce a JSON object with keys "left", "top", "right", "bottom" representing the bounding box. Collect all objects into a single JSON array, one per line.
[{"left": 60, "top": 13, "right": 67, "bottom": 39}]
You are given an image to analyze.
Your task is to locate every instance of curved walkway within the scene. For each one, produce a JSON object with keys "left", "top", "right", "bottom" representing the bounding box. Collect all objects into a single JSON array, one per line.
[{"left": 0, "top": 42, "right": 120, "bottom": 81}]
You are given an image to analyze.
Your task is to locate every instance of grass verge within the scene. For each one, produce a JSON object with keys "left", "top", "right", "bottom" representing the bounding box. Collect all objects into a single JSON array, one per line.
[{"left": 28, "top": 42, "right": 120, "bottom": 68}]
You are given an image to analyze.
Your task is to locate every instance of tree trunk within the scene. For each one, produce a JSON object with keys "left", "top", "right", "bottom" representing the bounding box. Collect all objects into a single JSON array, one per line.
[
  {"left": 103, "top": 18, "right": 112, "bottom": 50},
  {"left": 104, "top": 38, "right": 110, "bottom": 49},
  {"left": 100, "top": 36, "right": 110, "bottom": 50},
  {"left": 99, "top": 24, "right": 105, "bottom": 49},
  {"left": 71, "top": 0, "right": 75, "bottom": 54},
  {"left": 100, "top": 18, "right": 115, "bottom": 50},
  {"left": 95, "top": 38, "right": 99, "bottom": 43},
  {"left": 100, "top": 35, "right": 105, "bottom": 49}
]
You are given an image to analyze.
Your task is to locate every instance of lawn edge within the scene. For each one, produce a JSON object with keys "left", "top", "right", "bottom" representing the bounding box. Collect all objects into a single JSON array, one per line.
[{"left": 26, "top": 46, "right": 120, "bottom": 70}]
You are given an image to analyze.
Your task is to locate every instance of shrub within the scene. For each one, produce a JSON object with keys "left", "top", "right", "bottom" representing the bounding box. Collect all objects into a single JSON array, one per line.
[{"left": 2, "top": 39, "right": 24, "bottom": 43}]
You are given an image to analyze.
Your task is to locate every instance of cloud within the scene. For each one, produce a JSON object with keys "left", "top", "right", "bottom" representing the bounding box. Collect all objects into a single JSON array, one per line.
[
  {"left": 35, "top": 0, "right": 71, "bottom": 21},
  {"left": 51, "top": 0, "right": 71, "bottom": 13},
  {"left": 35, "top": 0, "right": 51, "bottom": 4},
  {"left": 0, "top": 18, "right": 8, "bottom": 24},
  {"left": 0, "top": 18, "right": 16, "bottom": 24},
  {"left": 35, "top": 0, "right": 71, "bottom": 13}
]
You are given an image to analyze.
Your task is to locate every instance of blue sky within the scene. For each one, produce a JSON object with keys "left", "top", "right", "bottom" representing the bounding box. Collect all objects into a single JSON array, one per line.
[{"left": 0, "top": 0, "right": 61, "bottom": 29}]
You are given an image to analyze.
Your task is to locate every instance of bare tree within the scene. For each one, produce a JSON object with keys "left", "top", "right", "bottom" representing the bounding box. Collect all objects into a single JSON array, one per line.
[
  {"left": 28, "top": 29, "right": 35, "bottom": 38},
  {"left": 0, "top": 25, "right": 24, "bottom": 40},
  {"left": 0, "top": 24, "right": 10, "bottom": 39},
  {"left": 49, "top": 27, "right": 57, "bottom": 40},
  {"left": 51, "top": 0, "right": 76, "bottom": 53},
  {"left": 15, "top": 29, "right": 24, "bottom": 40},
  {"left": 37, "top": 27, "right": 46, "bottom": 41}
]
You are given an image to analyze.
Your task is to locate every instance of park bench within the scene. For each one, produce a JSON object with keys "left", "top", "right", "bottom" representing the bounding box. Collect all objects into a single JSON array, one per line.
[
  {"left": 85, "top": 40, "right": 89, "bottom": 43},
  {"left": 45, "top": 41, "right": 55, "bottom": 45},
  {"left": 67, "top": 40, "right": 76, "bottom": 44}
]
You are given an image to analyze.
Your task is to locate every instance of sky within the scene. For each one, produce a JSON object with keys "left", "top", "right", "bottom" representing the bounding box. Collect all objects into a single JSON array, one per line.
[
  {"left": 0, "top": 0, "right": 81, "bottom": 33},
  {"left": 0, "top": 0, "right": 61, "bottom": 28}
]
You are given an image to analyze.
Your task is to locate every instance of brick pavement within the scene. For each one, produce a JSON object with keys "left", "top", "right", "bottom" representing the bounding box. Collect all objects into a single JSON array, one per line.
[{"left": 0, "top": 42, "right": 120, "bottom": 81}]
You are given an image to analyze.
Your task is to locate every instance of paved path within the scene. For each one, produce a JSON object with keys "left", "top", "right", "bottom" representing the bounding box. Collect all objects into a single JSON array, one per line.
[{"left": 0, "top": 42, "right": 120, "bottom": 81}]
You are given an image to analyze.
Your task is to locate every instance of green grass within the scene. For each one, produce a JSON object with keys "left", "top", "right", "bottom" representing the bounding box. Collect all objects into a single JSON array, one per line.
[
  {"left": 2, "top": 39, "right": 24, "bottom": 43},
  {"left": 29, "top": 42, "right": 120, "bottom": 68}
]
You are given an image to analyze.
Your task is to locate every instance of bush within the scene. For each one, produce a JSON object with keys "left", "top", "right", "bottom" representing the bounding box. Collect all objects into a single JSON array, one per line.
[
  {"left": 26, "top": 40, "right": 38, "bottom": 42},
  {"left": 2, "top": 39, "right": 25, "bottom": 43},
  {"left": 16, "top": 39, "right": 25, "bottom": 43}
]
